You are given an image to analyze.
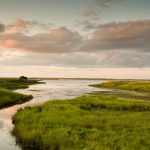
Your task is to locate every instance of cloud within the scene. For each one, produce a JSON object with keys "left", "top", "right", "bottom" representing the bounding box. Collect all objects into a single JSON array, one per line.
[
  {"left": 0, "top": 26, "right": 82, "bottom": 53},
  {"left": 6, "top": 19, "right": 30, "bottom": 34},
  {"left": 78, "top": 0, "right": 119, "bottom": 31},
  {"left": 0, "top": 20, "right": 150, "bottom": 53},
  {"left": 6, "top": 18, "right": 54, "bottom": 34},
  {"left": 1, "top": 20, "right": 150, "bottom": 53},
  {"left": 0, "top": 19, "right": 150, "bottom": 68},
  {"left": 76, "top": 20, "right": 96, "bottom": 31},
  {"left": 0, "top": 39, "right": 19, "bottom": 48},
  {"left": 82, "top": 20, "right": 150, "bottom": 52},
  {"left": 0, "top": 23, "right": 5, "bottom": 32},
  {"left": 96, "top": 51, "right": 150, "bottom": 67},
  {"left": 95, "top": 20, "right": 150, "bottom": 41},
  {"left": 83, "top": 0, "right": 115, "bottom": 18},
  {"left": 0, "top": 50, "right": 150, "bottom": 68}
]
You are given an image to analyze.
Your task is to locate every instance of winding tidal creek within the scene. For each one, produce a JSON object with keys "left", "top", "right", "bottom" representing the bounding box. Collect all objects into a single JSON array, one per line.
[{"left": 0, "top": 79, "right": 107, "bottom": 150}]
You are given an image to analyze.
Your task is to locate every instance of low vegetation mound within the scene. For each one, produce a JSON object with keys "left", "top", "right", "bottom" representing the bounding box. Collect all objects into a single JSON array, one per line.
[
  {"left": 0, "top": 88, "right": 32, "bottom": 109},
  {"left": 0, "top": 77, "right": 40, "bottom": 109},
  {"left": 0, "top": 78, "right": 40, "bottom": 90},
  {"left": 90, "top": 81, "right": 150, "bottom": 92}
]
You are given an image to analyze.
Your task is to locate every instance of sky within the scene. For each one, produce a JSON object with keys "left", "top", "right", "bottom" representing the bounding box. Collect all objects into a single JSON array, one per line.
[{"left": 0, "top": 0, "right": 150, "bottom": 78}]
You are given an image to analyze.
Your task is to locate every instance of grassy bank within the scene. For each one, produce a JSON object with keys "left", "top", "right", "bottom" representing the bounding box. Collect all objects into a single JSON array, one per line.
[
  {"left": 0, "top": 88, "right": 33, "bottom": 109},
  {"left": 0, "top": 78, "right": 41, "bottom": 109},
  {"left": 0, "top": 78, "right": 40, "bottom": 90},
  {"left": 12, "top": 95, "right": 150, "bottom": 150},
  {"left": 90, "top": 81, "right": 150, "bottom": 93}
]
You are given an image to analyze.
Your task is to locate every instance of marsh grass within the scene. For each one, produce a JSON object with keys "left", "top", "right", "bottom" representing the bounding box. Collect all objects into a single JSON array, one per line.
[
  {"left": 0, "top": 78, "right": 40, "bottom": 90},
  {"left": 12, "top": 95, "right": 150, "bottom": 150},
  {"left": 90, "top": 81, "right": 150, "bottom": 93},
  {"left": 0, "top": 88, "right": 33, "bottom": 109},
  {"left": 0, "top": 78, "right": 41, "bottom": 109}
]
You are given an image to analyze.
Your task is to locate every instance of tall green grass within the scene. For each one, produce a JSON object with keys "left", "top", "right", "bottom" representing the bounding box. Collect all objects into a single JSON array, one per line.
[
  {"left": 12, "top": 95, "right": 150, "bottom": 150},
  {"left": 0, "top": 88, "right": 33, "bottom": 109},
  {"left": 0, "top": 78, "right": 40, "bottom": 109}
]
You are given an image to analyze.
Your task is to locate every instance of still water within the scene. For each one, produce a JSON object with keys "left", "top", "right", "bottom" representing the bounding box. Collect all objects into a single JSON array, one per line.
[{"left": 0, "top": 79, "right": 107, "bottom": 150}]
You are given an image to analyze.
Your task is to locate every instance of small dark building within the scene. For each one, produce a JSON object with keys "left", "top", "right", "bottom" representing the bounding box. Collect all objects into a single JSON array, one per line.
[{"left": 19, "top": 76, "right": 28, "bottom": 80}]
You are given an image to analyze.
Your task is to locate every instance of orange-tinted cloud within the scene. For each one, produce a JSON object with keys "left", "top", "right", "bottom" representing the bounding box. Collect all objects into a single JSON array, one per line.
[
  {"left": 82, "top": 20, "right": 150, "bottom": 52},
  {"left": 6, "top": 18, "right": 53, "bottom": 34},
  {"left": 6, "top": 19, "right": 29, "bottom": 34},
  {"left": 0, "top": 19, "right": 150, "bottom": 68},
  {"left": 0, "top": 26, "right": 82, "bottom": 53},
  {"left": 1, "top": 20, "right": 150, "bottom": 53},
  {"left": 14, "top": 18, "right": 27, "bottom": 27},
  {"left": 94, "top": 20, "right": 150, "bottom": 41},
  {"left": 0, "top": 39, "right": 19, "bottom": 48}
]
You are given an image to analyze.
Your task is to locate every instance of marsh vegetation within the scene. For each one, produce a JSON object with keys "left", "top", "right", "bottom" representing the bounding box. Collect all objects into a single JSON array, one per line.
[
  {"left": 90, "top": 80, "right": 150, "bottom": 93},
  {"left": 12, "top": 80, "right": 150, "bottom": 150},
  {"left": 0, "top": 78, "right": 40, "bottom": 90},
  {"left": 0, "top": 78, "right": 40, "bottom": 109}
]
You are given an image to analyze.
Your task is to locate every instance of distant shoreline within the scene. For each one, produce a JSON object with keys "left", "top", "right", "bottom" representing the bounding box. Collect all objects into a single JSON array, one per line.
[{"left": 0, "top": 77, "right": 150, "bottom": 81}]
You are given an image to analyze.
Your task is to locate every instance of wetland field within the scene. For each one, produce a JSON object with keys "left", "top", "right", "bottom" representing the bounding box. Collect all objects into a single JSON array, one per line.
[{"left": 0, "top": 78, "right": 150, "bottom": 150}]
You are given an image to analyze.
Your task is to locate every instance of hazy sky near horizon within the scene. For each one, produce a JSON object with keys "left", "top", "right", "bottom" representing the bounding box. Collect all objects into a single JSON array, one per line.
[{"left": 0, "top": 0, "right": 150, "bottom": 78}]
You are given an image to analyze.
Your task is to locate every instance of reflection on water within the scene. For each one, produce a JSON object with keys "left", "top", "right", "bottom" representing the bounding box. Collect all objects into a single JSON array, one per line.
[{"left": 0, "top": 79, "right": 107, "bottom": 150}]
